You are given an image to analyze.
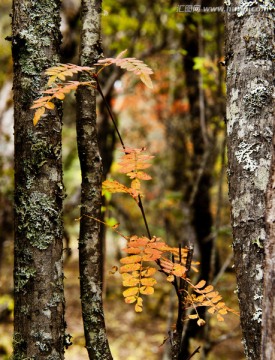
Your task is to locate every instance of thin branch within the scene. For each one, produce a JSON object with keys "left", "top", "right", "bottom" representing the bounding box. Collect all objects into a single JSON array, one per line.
[
  {"left": 95, "top": 75, "right": 126, "bottom": 151},
  {"left": 184, "top": 346, "right": 201, "bottom": 360}
]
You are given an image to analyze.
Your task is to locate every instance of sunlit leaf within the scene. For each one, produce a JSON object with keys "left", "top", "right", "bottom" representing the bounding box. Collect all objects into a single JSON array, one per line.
[
  {"left": 194, "top": 280, "right": 206, "bottom": 289},
  {"left": 197, "top": 319, "right": 206, "bottom": 326},
  {"left": 125, "top": 296, "right": 137, "bottom": 304},
  {"left": 140, "top": 286, "right": 154, "bottom": 295},
  {"left": 120, "top": 255, "right": 142, "bottom": 264},
  {"left": 123, "top": 287, "right": 139, "bottom": 298},
  {"left": 120, "top": 263, "right": 141, "bottom": 273},
  {"left": 33, "top": 107, "right": 45, "bottom": 126},
  {"left": 140, "top": 278, "right": 157, "bottom": 286},
  {"left": 188, "top": 314, "right": 199, "bottom": 319}
]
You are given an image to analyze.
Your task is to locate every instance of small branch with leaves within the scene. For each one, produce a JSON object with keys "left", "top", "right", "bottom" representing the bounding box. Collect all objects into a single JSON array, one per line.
[{"left": 30, "top": 49, "right": 238, "bottom": 357}]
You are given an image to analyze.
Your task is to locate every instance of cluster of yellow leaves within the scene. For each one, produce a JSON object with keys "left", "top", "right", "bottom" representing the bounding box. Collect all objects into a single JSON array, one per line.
[
  {"left": 31, "top": 51, "right": 154, "bottom": 126},
  {"left": 185, "top": 280, "right": 239, "bottom": 325},
  {"left": 103, "top": 147, "right": 154, "bottom": 201},
  {"left": 96, "top": 49, "right": 154, "bottom": 89},
  {"left": 118, "top": 235, "right": 188, "bottom": 312}
]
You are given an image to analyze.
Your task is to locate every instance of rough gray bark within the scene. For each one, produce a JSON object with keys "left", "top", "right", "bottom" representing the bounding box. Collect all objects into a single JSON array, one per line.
[
  {"left": 262, "top": 119, "right": 275, "bottom": 359},
  {"left": 12, "top": 1, "right": 65, "bottom": 359},
  {"left": 76, "top": 1, "right": 113, "bottom": 359},
  {"left": 225, "top": 2, "right": 274, "bottom": 358}
]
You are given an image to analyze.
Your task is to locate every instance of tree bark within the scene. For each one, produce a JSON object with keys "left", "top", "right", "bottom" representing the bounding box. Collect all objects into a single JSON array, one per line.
[
  {"left": 12, "top": 1, "right": 65, "bottom": 358},
  {"left": 225, "top": 2, "right": 274, "bottom": 358},
  {"left": 262, "top": 121, "right": 275, "bottom": 359},
  {"left": 76, "top": 1, "right": 113, "bottom": 359}
]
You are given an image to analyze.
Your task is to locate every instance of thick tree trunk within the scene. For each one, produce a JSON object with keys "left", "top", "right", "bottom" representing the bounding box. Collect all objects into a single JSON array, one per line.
[
  {"left": 262, "top": 123, "right": 275, "bottom": 359},
  {"left": 225, "top": 3, "right": 274, "bottom": 359},
  {"left": 76, "top": 1, "right": 113, "bottom": 359},
  {"left": 12, "top": 1, "right": 65, "bottom": 358}
]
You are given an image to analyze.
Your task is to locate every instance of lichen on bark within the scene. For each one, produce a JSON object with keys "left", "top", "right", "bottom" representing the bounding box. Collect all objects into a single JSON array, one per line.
[
  {"left": 76, "top": 0, "right": 112, "bottom": 359},
  {"left": 225, "top": 1, "right": 274, "bottom": 358},
  {"left": 12, "top": 0, "right": 65, "bottom": 358}
]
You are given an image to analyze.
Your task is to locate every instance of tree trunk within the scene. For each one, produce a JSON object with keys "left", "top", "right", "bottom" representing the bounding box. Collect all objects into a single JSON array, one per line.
[
  {"left": 225, "top": 3, "right": 274, "bottom": 358},
  {"left": 262, "top": 122, "right": 275, "bottom": 359},
  {"left": 12, "top": 1, "right": 65, "bottom": 358},
  {"left": 76, "top": 1, "right": 113, "bottom": 358}
]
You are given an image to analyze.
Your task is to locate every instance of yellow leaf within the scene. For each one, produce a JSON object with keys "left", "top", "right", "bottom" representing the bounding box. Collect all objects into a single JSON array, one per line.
[
  {"left": 55, "top": 92, "right": 65, "bottom": 100},
  {"left": 218, "top": 308, "right": 228, "bottom": 315},
  {"left": 123, "top": 287, "right": 139, "bottom": 298},
  {"left": 211, "top": 295, "right": 222, "bottom": 303},
  {"left": 216, "top": 302, "right": 225, "bottom": 309},
  {"left": 125, "top": 296, "right": 137, "bottom": 304},
  {"left": 140, "top": 278, "right": 157, "bottom": 286},
  {"left": 57, "top": 73, "right": 66, "bottom": 81},
  {"left": 135, "top": 297, "right": 143, "bottom": 312},
  {"left": 140, "top": 286, "right": 154, "bottom": 295},
  {"left": 140, "top": 73, "right": 153, "bottom": 89},
  {"left": 208, "top": 307, "right": 216, "bottom": 314},
  {"left": 123, "top": 277, "right": 139, "bottom": 287},
  {"left": 135, "top": 303, "right": 143, "bottom": 312},
  {"left": 137, "top": 297, "right": 143, "bottom": 306},
  {"left": 44, "top": 102, "right": 55, "bottom": 110},
  {"left": 33, "top": 107, "right": 45, "bottom": 126},
  {"left": 120, "top": 263, "right": 141, "bottom": 273},
  {"left": 47, "top": 75, "right": 57, "bottom": 85},
  {"left": 206, "top": 291, "right": 219, "bottom": 298},
  {"left": 188, "top": 314, "right": 199, "bottom": 319},
  {"left": 167, "top": 274, "right": 174, "bottom": 282},
  {"left": 217, "top": 314, "right": 224, "bottom": 322},
  {"left": 202, "top": 285, "right": 214, "bottom": 293},
  {"left": 197, "top": 319, "right": 206, "bottom": 326},
  {"left": 141, "top": 267, "right": 157, "bottom": 277},
  {"left": 194, "top": 280, "right": 206, "bottom": 289}
]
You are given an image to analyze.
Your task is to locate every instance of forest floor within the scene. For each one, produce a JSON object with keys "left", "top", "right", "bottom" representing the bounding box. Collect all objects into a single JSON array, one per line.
[{"left": 0, "top": 237, "right": 245, "bottom": 360}]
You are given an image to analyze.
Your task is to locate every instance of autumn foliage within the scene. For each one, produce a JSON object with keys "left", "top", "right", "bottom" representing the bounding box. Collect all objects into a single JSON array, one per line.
[{"left": 31, "top": 50, "right": 238, "bottom": 327}]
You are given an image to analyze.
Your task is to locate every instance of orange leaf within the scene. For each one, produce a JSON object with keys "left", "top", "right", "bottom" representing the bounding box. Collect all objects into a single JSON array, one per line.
[
  {"left": 194, "top": 280, "right": 206, "bottom": 289},
  {"left": 55, "top": 92, "right": 65, "bottom": 100},
  {"left": 202, "top": 285, "right": 214, "bottom": 293},
  {"left": 120, "top": 255, "right": 142, "bottom": 264},
  {"left": 123, "top": 247, "right": 141, "bottom": 254}
]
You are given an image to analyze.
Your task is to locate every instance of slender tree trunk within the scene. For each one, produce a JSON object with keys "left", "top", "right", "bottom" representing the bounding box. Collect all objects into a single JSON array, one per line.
[
  {"left": 12, "top": 1, "right": 65, "bottom": 358},
  {"left": 180, "top": 13, "right": 214, "bottom": 358},
  {"left": 225, "top": 3, "right": 274, "bottom": 359},
  {"left": 76, "top": 1, "right": 113, "bottom": 358}
]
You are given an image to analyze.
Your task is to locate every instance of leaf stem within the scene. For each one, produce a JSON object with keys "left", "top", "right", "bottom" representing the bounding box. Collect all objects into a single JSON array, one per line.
[
  {"left": 94, "top": 74, "right": 126, "bottom": 151},
  {"left": 95, "top": 74, "right": 153, "bottom": 241},
  {"left": 137, "top": 194, "right": 152, "bottom": 240}
]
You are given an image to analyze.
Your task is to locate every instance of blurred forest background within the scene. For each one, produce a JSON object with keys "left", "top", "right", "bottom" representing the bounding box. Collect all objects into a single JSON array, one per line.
[{"left": 0, "top": 0, "right": 245, "bottom": 359}]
